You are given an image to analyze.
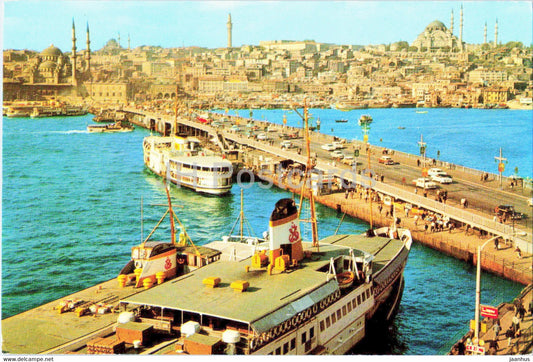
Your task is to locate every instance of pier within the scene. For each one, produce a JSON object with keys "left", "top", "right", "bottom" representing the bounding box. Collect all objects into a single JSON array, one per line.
[{"left": 116, "top": 106, "right": 531, "bottom": 284}]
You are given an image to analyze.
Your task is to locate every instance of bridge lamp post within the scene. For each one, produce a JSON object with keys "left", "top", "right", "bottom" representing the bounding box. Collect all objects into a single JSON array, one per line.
[
  {"left": 494, "top": 148, "right": 507, "bottom": 190},
  {"left": 418, "top": 134, "right": 427, "bottom": 166},
  {"left": 474, "top": 236, "right": 499, "bottom": 347}
]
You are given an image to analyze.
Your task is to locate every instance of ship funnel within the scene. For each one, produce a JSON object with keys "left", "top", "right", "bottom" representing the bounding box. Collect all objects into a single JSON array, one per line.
[{"left": 268, "top": 198, "right": 304, "bottom": 264}]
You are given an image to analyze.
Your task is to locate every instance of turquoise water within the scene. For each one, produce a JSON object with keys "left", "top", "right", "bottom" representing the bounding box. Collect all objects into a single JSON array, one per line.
[
  {"left": 225, "top": 108, "right": 533, "bottom": 178},
  {"left": 1, "top": 112, "right": 525, "bottom": 355}
]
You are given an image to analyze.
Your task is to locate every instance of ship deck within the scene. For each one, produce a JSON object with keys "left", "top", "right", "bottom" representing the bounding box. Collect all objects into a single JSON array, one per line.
[{"left": 121, "top": 235, "right": 400, "bottom": 333}]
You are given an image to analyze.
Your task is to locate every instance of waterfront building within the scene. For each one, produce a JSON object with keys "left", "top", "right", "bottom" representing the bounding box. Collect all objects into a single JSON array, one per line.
[
  {"left": 467, "top": 68, "right": 507, "bottom": 85},
  {"left": 481, "top": 86, "right": 509, "bottom": 104},
  {"left": 87, "top": 81, "right": 132, "bottom": 103}
]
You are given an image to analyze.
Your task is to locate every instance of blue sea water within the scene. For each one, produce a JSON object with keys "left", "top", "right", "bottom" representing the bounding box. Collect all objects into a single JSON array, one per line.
[{"left": 1, "top": 111, "right": 527, "bottom": 355}]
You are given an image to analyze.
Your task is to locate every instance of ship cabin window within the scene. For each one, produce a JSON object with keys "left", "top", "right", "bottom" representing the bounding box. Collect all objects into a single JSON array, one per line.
[
  {"left": 357, "top": 295, "right": 361, "bottom": 305},
  {"left": 347, "top": 303, "right": 352, "bottom": 313},
  {"left": 283, "top": 342, "right": 289, "bottom": 354},
  {"left": 336, "top": 310, "right": 342, "bottom": 320},
  {"left": 320, "top": 320, "right": 325, "bottom": 332},
  {"left": 331, "top": 313, "right": 336, "bottom": 324},
  {"left": 362, "top": 293, "right": 366, "bottom": 302},
  {"left": 275, "top": 347, "right": 281, "bottom": 355},
  {"left": 352, "top": 299, "right": 357, "bottom": 308},
  {"left": 366, "top": 289, "right": 371, "bottom": 299},
  {"left": 325, "top": 316, "right": 331, "bottom": 328},
  {"left": 342, "top": 306, "right": 347, "bottom": 316},
  {"left": 301, "top": 331, "right": 307, "bottom": 344},
  {"left": 310, "top": 327, "right": 315, "bottom": 339},
  {"left": 290, "top": 338, "right": 296, "bottom": 350}
]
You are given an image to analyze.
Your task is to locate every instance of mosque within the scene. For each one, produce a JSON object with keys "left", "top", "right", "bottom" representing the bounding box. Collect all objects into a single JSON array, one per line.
[
  {"left": 411, "top": 6, "right": 500, "bottom": 52},
  {"left": 3, "top": 20, "right": 91, "bottom": 101}
]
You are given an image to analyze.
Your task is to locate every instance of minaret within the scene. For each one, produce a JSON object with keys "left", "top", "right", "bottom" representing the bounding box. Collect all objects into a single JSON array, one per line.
[
  {"left": 72, "top": 19, "right": 77, "bottom": 86},
  {"left": 118, "top": 32, "right": 121, "bottom": 47},
  {"left": 459, "top": 4, "right": 463, "bottom": 50},
  {"left": 494, "top": 19, "right": 498, "bottom": 48},
  {"left": 450, "top": 9, "right": 454, "bottom": 34},
  {"left": 85, "top": 22, "right": 91, "bottom": 72},
  {"left": 484, "top": 22, "right": 487, "bottom": 44},
  {"left": 128, "top": 33, "right": 131, "bottom": 50},
  {"left": 227, "top": 13, "right": 232, "bottom": 48}
]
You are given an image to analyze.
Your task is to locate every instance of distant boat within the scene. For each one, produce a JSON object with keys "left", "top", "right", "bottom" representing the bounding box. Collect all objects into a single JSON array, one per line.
[
  {"left": 415, "top": 110, "right": 428, "bottom": 114},
  {"left": 335, "top": 119, "right": 348, "bottom": 123},
  {"left": 398, "top": 126, "right": 405, "bottom": 130}
]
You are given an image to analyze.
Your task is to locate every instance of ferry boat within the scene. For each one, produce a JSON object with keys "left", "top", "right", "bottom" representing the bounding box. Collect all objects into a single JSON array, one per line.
[
  {"left": 333, "top": 102, "right": 368, "bottom": 111},
  {"left": 143, "top": 135, "right": 233, "bottom": 195},
  {"left": 30, "top": 106, "right": 63, "bottom": 118},
  {"left": 335, "top": 119, "right": 348, "bottom": 123},
  {"left": 5, "top": 105, "right": 34, "bottom": 118},
  {"left": 87, "top": 120, "right": 134, "bottom": 133},
  {"left": 358, "top": 115, "right": 373, "bottom": 126},
  {"left": 117, "top": 199, "right": 412, "bottom": 355}
]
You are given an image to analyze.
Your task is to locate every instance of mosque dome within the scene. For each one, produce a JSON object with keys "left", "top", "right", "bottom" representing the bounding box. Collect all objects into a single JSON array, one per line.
[
  {"left": 39, "top": 60, "right": 57, "bottom": 70},
  {"left": 41, "top": 44, "right": 63, "bottom": 57},
  {"left": 425, "top": 20, "right": 447, "bottom": 32}
]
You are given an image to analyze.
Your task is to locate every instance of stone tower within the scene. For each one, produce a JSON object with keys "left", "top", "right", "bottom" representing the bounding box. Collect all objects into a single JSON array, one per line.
[
  {"left": 227, "top": 13, "right": 232, "bottom": 48},
  {"left": 85, "top": 22, "right": 91, "bottom": 72},
  {"left": 459, "top": 4, "right": 463, "bottom": 50},
  {"left": 128, "top": 33, "right": 131, "bottom": 50},
  {"left": 484, "top": 22, "right": 487, "bottom": 44},
  {"left": 494, "top": 19, "right": 498, "bottom": 48},
  {"left": 71, "top": 19, "right": 77, "bottom": 86},
  {"left": 450, "top": 9, "right": 454, "bottom": 34}
]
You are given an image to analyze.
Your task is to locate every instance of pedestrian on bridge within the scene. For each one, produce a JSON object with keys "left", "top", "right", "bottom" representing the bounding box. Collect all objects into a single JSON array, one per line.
[{"left": 515, "top": 246, "right": 522, "bottom": 259}]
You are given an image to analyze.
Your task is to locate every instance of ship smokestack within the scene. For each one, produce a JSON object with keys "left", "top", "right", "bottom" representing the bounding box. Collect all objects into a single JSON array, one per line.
[{"left": 268, "top": 199, "right": 304, "bottom": 264}]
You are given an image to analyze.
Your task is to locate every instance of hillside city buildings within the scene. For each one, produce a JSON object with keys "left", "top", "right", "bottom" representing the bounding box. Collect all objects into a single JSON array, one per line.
[{"left": 3, "top": 14, "right": 532, "bottom": 109}]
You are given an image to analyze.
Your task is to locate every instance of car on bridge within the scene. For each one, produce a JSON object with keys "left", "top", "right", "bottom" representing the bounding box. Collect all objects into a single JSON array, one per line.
[
  {"left": 332, "top": 141, "right": 345, "bottom": 149},
  {"left": 413, "top": 177, "right": 438, "bottom": 189},
  {"left": 330, "top": 150, "right": 344, "bottom": 159},
  {"left": 257, "top": 132, "right": 268, "bottom": 140},
  {"left": 280, "top": 140, "right": 293, "bottom": 149},
  {"left": 431, "top": 172, "right": 453, "bottom": 184},
  {"left": 321, "top": 144, "right": 336, "bottom": 151},
  {"left": 342, "top": 156, "right": 356, "bottom": 166},
  {"left": 428, "top": 168, "right": 445, "bottom": 176},
  {"left": 378, "top": 156, "right": 395, "bottom": 165}
]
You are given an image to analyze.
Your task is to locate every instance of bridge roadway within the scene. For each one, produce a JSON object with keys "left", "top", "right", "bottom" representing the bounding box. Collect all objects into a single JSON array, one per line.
[{"left": 121, "top": 107, "right": 532, "bottom": 253}]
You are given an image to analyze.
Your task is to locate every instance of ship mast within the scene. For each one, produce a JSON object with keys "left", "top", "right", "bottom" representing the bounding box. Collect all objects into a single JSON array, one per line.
[
  {"left": 295, "top": 100, "right": 319, "bottom": 249},
  {"left": 367, "top": 147, "right": 373, "bottom": 229}
]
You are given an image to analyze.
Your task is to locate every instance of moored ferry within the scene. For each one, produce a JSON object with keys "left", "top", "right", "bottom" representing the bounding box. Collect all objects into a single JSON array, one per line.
[
  {"left": 143, "top": 135, "right": 233, "bottom": 195},
  {"left": 118, "top": 199, "right": 412, "bottom": 355}
]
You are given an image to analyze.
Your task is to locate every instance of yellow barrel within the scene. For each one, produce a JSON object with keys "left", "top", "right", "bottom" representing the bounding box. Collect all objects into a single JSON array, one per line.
[
  {"left": 117, "top": 274, "right": 127, "bottom": 288},
  {"left": 134, "top": 268, "right": 143, "bottom": 281},
  {"left": 156, "top": 271, "right": 165, "bottom": 284},
  {"left": 143, "top": 278, "right": 154, "bottom": 290}
]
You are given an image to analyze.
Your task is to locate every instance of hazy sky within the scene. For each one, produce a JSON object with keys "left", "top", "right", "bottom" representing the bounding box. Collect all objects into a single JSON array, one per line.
[{"left": 2, "top": 1, "right": 532, "bottom": 52}]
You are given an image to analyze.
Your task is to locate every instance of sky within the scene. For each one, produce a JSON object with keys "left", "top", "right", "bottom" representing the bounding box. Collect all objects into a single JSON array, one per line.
[{"left": 1, "top": 0, "right": 532, "bottom": 52}]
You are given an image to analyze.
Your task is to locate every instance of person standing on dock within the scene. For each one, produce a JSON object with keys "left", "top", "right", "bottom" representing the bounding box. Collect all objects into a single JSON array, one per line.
[
  {"left": 505, "top": 326, "right": 514, "bottom": 347},
  {"left": 493, "top": 319, "right": 501, "bottom": 338}
]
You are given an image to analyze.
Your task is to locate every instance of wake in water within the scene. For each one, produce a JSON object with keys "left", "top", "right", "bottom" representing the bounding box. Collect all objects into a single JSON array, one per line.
[{"left": 33, "top": 130, "right": 88, "bottom": 134}]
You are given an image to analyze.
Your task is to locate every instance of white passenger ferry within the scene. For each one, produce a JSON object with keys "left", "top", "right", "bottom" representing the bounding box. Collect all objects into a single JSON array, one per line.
[{"left": 143, "top": 135, "right": 233, "bottom": 195}]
